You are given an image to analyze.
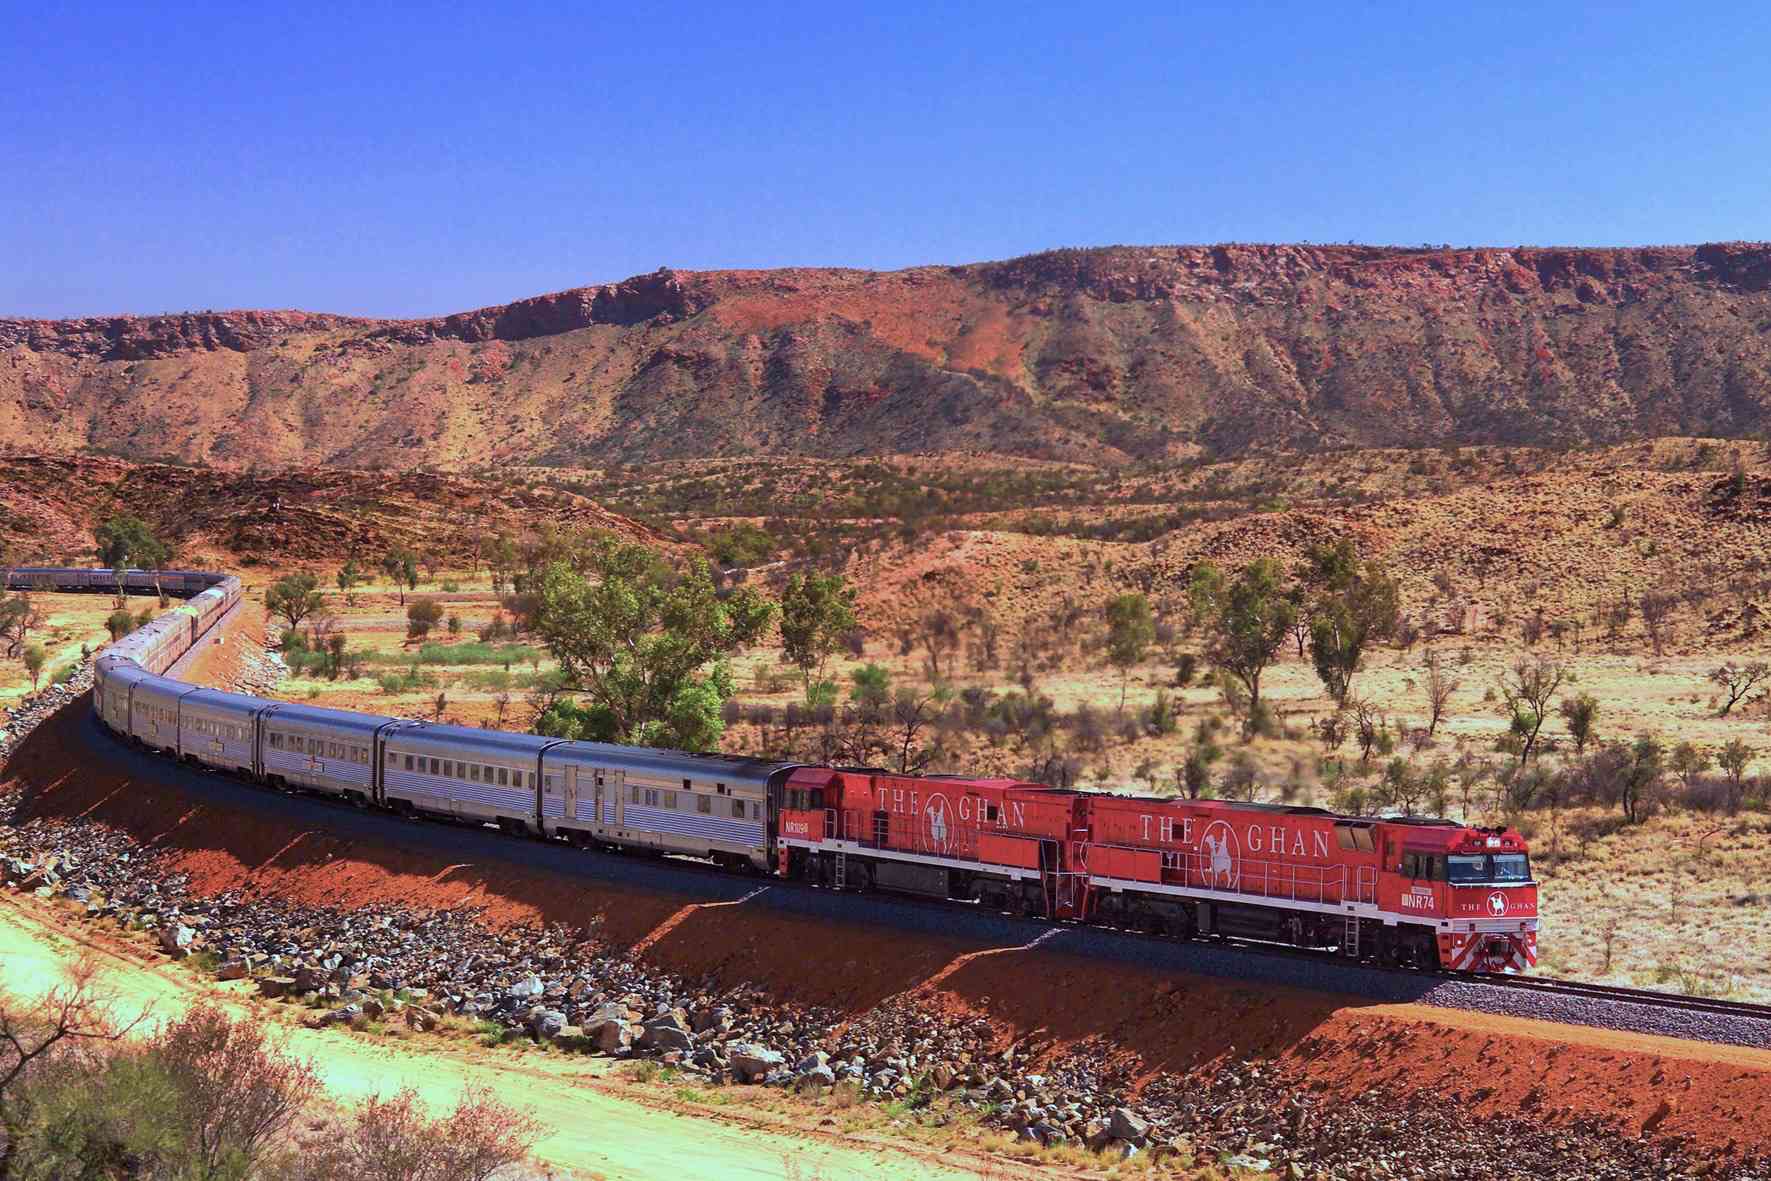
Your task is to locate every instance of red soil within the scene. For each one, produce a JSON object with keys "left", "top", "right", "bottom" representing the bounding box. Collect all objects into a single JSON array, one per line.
[{"left": 8, "top": 697, "right": 1771, "bottom": 1164}]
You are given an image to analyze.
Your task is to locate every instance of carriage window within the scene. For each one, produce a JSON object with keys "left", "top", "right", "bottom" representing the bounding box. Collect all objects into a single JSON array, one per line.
[
  {"left": 697, "top": 795, "right": 711, "bottom": 814},
  {"left": 664, "top": 791, "right": 677, "bottom": 810},
  {"left": 631, "top": 786, "right": 640, "bottom": 803},
  {"left": 731, "top": 799, "right": 745, "bottom": 819},
  {"left": 404, "top": 755, "right": 414, "bottom": 771},
  {"left": 496, "top": 767, "right": 508, "bottom": 786},
  {"left": 646, "top": 789, "right": 659, "bottom": 806},
  {"left": 682, "top": 778, "right": 692, "bottom": 790}
]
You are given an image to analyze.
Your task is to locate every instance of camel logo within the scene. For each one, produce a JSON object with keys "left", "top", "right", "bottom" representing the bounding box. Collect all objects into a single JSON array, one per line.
[
  {"left": 924, "top": 796, "right": 953, "bottom": 855},
  {"left": 1487, "top": 891, "right": 1508, "bottom": 917},
  {"left": 1201, "top": 820, "right": 1240, "bottom": 890}
]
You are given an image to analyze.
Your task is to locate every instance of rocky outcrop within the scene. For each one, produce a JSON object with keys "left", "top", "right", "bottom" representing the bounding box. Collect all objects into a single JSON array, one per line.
[
  {"left": 4, "top": 242, "right": 1771, "bottom": 468},
  {"left": 0, "top": 310, "right": 368, "bottom": 361}
]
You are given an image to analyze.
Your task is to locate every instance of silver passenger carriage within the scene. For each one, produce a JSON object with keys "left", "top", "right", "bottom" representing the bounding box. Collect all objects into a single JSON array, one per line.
[
  {"left": 129, "top": 674, "right": 196, "bottom": 754},
  {"left": 259, "top": 702, "right": 397, "bottom": 801},
  {"left": 178, "top": 688, "right": 267, "bottom": 774},
  {"left": 541, "top": 744, "right": 797, "bottom": 872},
  {"left": 381, "top": 723, "right": 556, "bottom": 832},
  {"left": 93, "top": 656, "right": 151, "bottom": 735}
]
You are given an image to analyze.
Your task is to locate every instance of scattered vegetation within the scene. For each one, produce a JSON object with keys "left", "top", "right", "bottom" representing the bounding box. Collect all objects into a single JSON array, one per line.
[{"left": 0, "top": 969, "right": 541, "bottom": 1181}]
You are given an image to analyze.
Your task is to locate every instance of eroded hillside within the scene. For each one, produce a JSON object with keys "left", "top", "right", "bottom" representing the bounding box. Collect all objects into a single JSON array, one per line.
[{"left": 5, "top": 243, "right": 1771, "bottom": 469}]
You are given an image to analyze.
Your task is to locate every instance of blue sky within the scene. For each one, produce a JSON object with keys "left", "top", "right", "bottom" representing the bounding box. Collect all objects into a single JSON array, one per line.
[{"left": 3, "top": 1, "right": 1767, "bottom": 317}]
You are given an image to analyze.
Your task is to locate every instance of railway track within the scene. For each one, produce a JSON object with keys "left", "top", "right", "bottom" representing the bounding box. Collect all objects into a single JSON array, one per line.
[{"left": 1446, "top": 969, "right": 1771, "bottom": 1022}]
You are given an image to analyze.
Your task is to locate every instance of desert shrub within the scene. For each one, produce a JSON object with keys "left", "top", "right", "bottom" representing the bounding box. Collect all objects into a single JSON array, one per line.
[
  {"left": 282, "top": 1085, "right": 542, "bottom": 1181},
  {"left": 1566, "top": 809, "right": 1630, "bottom": 845},
  {"left": 705, "top": 523, "right": 776, "bottom": 568},
  {"left": 751, "top": 665, "right": 790, "bottom": 694},
  {"left": 1245, "top": 699, "right": 1278, "bottom": 739},
  {"left": 1069, "top": 704, "right": 1107, "bottom": 752},
  {"left": 406, "top": 598, "right": 445, "bottom": 640},
  {"left": 1674, "top": 774, "right": 1734, "bottom": 814},
  {"left": 1145, "top": 689, "right": 1177, "bottom": 735},
  {"left": 5, "top": 1003, "right": 319, "bottom": 1181}
]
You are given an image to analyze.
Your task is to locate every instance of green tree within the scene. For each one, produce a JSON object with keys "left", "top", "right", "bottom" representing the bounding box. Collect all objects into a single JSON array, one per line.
[
  {"left": 95, "top": 513, "right": 172, "bottom": 600},
  {"left": 1303, "top": 540, "right": 1400, "bottom": 705},
  {"left": 336, "top": 560, "right": 362, "bottom": 606},
  {"left": 1187, "top": 558, "right": 1296, "bottom": 730},
  {"left": 779, "top": 573, "right": 858, "bottom": 697},
  {"left": 849, "top": 663, "right": 892, "bottom": 710},
  {"left": 1105, "top": 592, "right": 1155, "bottom": 712},
  {"left": 1718, "top": 738, "right": 1753, "bottom": 812},
  {"left": 1557, "top": 692, "right": 1599, "bottom": 755},
  {"left": 0, "top": 596, "right": 37, "bottom": 659},
  {"left": 1499, "top": 655, "right": 1565, "bottom": 764},
  {"left": 488, "top": 533, "right": 519, "bottom": 597},
  {"left": 265, "top": 574, "right": 325, "bottom": 632},
  {"left": 1180, "top": 737, "right": 1222, "bottom": 798},
  {"left": 380, "top": 547, "right": 419, "bottom": 606},
  {"left": 22, "top": 643, "right": 44, "bottom": 690},
  {"left": 530, "top": 534, "right": 775, "bottom": 750},
  {"left": 1616, "top": 734, "right": 1665, "bottom": 824},
  {"left": 105, "top": 609, "right": 135, "bottom": 642},
  {"left": 1670, "top": 742, "right": 1712, "bottom": 790}
]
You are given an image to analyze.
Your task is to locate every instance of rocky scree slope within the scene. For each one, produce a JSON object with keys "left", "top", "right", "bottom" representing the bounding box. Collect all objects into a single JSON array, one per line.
[
  {"left": 5, "top": 243, "right": 1771, "bottom": 468},
  {"left": 0, "top": 453, "right": 663, "bottom": 565}
]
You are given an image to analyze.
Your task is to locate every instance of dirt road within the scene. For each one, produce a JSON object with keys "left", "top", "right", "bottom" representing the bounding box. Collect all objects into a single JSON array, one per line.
[{"left": 0, "top": 893, "right": 1011, "bottom": 1181}]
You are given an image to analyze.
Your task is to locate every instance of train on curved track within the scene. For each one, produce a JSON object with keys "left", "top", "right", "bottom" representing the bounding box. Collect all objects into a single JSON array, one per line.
[{"left": 11, "top": 566, "right": 1538, "bottom": 975}]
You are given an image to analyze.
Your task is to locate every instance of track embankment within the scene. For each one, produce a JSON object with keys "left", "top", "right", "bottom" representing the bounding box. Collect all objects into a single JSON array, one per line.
[{"left": 9, "top": 694, "right": 1771, "bottom": 1173}]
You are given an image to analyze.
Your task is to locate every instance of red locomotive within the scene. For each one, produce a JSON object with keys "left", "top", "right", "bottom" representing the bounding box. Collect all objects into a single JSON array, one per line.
[{"left": 780, "top": 769, "right": 1537, "bottom": 973}]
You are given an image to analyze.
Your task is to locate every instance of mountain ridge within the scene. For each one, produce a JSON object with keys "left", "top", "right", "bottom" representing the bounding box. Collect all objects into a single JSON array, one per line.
[{"left": 5, "top": 242, "right": 1770, "bottom": 469}]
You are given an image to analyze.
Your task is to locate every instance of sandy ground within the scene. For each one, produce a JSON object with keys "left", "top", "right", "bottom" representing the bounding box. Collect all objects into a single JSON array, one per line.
[{"left": 0, "top": 890, "right": 1037, "bottom": 1181}]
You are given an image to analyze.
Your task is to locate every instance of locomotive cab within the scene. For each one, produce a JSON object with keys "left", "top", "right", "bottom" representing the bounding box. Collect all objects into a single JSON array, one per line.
[{"left": 1438, "top": 828, "right": 1539, "bottom": 972}]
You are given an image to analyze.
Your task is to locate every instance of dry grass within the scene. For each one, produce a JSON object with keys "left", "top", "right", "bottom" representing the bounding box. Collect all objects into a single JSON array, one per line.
[
  {"left": 1534, "top": 807, "right": 1771, "bottom": 1000},
  {"left": 0, "top": 592, "right": 119, "bottom": 705}
]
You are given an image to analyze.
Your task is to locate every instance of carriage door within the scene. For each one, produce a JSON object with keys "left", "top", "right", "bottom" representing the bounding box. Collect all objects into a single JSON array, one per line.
[{"left": 563, "top": 765, "right": 579, "bottom": 825}]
